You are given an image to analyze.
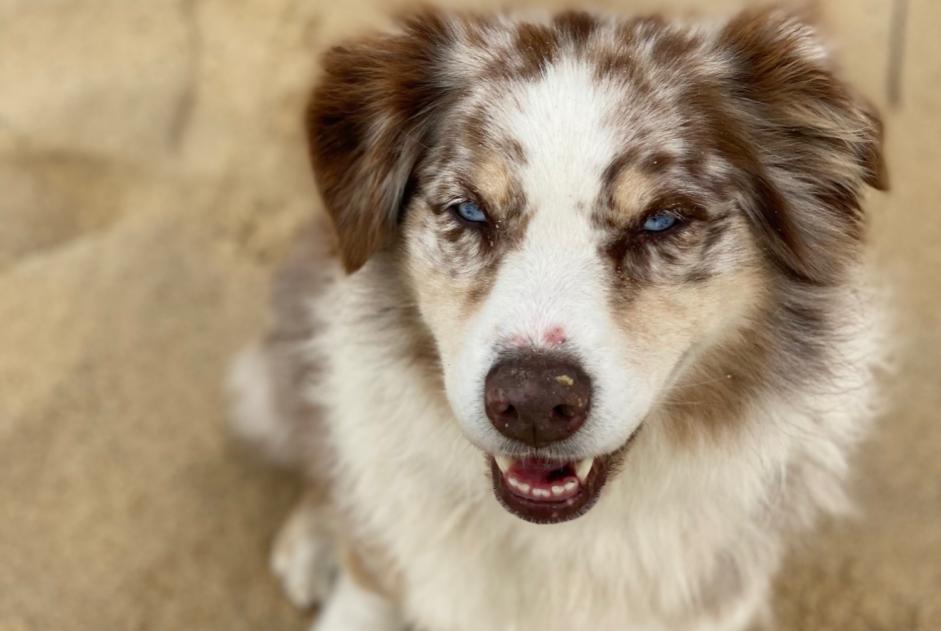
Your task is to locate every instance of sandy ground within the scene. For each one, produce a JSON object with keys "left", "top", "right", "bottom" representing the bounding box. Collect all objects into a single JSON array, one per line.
[{"left": 0, "top": 1, "right": 938, "bottom": 629}]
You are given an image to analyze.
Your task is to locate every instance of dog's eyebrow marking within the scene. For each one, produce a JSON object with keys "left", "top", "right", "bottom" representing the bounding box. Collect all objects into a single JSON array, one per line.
[
  {"left": 601, "top": 150, "right": 639, "bottom": 193},
  {"left": 475, "top": 156, "right": 514, "bottom": 209},
  {"left": 608, "top": 167, "right": 659, "bottom": 216},
  {"left": 602, "top": 150, "right": 676, "bottom": 191},
  {"left": 600, "top": 150, "right": 680, "bottom": 219}
]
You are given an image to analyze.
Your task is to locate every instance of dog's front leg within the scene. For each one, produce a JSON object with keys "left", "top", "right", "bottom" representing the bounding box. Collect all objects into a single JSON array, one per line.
[
  {"left": 272, "top": 491, "right": 405, "bottom": 631},
  {"left": 270, "top": 490, "right": 340, "bottom": 610},
  {"left": 313, "top": 571, "right": 404, "bottom": 631}
]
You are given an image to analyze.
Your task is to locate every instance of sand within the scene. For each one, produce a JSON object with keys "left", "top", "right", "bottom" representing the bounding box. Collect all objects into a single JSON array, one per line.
[{"left": 1, "top": 1, "right": 938, "bottom": 629}]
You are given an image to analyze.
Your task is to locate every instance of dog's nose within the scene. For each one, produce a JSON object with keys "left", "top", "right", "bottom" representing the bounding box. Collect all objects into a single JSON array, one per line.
[{"left": 484, "top": 354, "right": 591, "bottom": 447}]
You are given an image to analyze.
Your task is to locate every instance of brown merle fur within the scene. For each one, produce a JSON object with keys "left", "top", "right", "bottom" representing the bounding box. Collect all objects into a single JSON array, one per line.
[
  {"left": 309, "top": 7, "right": 884, "bottom": 284},
  {"left": 306, "top": 10, "right": 459, "bottom": 272},
  {"left": 305, "top": 6, "right": 887, "bottom": 446}
]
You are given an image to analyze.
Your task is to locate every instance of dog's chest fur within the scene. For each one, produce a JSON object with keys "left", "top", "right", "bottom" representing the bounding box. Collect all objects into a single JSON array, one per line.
[{"left": 310, "top": 263, "right": 880, "bottom": 631}]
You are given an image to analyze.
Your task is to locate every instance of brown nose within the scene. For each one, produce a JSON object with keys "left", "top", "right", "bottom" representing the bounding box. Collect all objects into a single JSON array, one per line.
[{"left": 484, "top": 354, "right": 592, "bottom": 447}]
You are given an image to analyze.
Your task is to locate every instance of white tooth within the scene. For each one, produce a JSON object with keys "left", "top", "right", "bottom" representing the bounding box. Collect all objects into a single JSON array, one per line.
[
  {"left": 495, "top": 455, "right": 513, "bottom": 473},
  {"left": 518, "top": 483, "right": 531, "bottom": 493},
  {"left": 575, "top": 458, "right": 594, "bottom": 483},
  {"left": 564, "top": 481, "right": 578, "bottom": 493},
  {"left": 508, "top": 477, "right": 520, "bottom": 488},
  {"left": 533, "top": 488, "right": 551, "bottom": 498},
  {"left": 551, "top": 485, "right": 565, "bottom": 496}
]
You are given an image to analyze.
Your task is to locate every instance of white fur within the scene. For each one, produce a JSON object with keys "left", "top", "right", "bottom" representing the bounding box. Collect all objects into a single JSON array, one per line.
[
  {"left": 270, "top": 498, "right": 338, "bottom": 609},
  {"left": 313, "top": 573, "right": 403, "bottom": 631},
  {"left": 303, "top": 266, "right": 882, "bottom": 631}
]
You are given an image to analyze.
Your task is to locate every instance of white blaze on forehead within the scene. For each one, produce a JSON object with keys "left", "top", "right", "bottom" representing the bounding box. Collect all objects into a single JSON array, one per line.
[
  {"left": 499, "top": 57, "right": 622, "bottom": 225},
  {"left": 484, "top": 57, "right": 623, "bottom": 338},
  {"left": 440, "top": 58, "right": 651, "bottom": 456}
]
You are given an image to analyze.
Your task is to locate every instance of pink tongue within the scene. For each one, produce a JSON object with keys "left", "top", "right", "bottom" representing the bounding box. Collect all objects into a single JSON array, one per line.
[{"left": 508, "top": 458, "right": 574, "bottom": 486}]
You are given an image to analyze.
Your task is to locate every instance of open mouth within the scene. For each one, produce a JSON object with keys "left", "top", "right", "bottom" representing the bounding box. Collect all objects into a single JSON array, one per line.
[{"left": 489, "top": 454, "right": 609, "bottom": 524}]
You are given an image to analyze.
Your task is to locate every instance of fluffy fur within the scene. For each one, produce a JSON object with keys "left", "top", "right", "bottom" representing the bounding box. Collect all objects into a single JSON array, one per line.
[{"left": 228, "top": 6, "right": 887, "bottom": 631}]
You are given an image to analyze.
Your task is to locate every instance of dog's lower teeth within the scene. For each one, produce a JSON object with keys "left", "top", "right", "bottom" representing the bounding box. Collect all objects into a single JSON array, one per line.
[
  {"left": 498, "top": 456, "right": 597, "bottom": 500},
  {"left": 508, "top": 477, "right": 528, "bottom": 492},
  {"left": 575, "top": 458, "right": 594, "bottom": 483}
]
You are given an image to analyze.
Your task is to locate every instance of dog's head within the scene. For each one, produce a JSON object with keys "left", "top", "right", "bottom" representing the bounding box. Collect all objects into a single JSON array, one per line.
[{"left": 307, "top": 8, "right": 886, "bottom": 523}]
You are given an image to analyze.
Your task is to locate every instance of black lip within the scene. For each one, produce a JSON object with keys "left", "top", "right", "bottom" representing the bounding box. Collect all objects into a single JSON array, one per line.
[{"left": 490, "top": 456, "right": 609, "bottom": 525}]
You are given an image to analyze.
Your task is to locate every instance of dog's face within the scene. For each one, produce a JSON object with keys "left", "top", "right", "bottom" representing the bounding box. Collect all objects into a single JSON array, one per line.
[{"left": 308, "top": 9, "right": 886, "bottom": 523}]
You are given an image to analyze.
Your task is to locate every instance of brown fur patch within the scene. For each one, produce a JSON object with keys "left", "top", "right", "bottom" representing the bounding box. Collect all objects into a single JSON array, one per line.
[
  {"left": 660, "top": 340, "right": 766, "bottom": 446},
  {"left": 641, "top": 265, "right": 770, "bottom": 446},
  {"left": 608, "top": 166, "right": 659, "bottom": 217},
  {"left": 307, "top": 10, "right": 460, "bottom": 272},
  {"left": 513, "top": 22, "right": 559, "bottom": 79},
  {"left": 649, "top": 27, "right": 702, "bottom": 65},
  {"left": 552, "top": 11, "right": 599, "bottom": 52},
  {"left": 714, "top": 7, "right": 888, "bottom": 283},
  {"left": 475, "top": 156, "right": 515, "bottom": 210},
  {"left": 593, "top": 50, "right": 636, "bottom": 82}
]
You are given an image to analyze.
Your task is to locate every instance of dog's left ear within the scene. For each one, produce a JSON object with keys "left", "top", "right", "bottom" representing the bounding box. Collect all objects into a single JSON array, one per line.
[
  {"left": 306, "top": 11, "right": 460, "bottom": 273},
  {"left": 716, "top": 7, "right": 888, "bottom": 284}
]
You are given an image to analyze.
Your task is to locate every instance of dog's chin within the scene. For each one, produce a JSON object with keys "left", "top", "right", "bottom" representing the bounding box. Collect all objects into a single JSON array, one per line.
[{"left": 487, "top": 431, "right": 639, "bottom": 525}]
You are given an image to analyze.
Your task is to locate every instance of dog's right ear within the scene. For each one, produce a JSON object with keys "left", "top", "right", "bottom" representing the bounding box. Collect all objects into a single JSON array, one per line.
[{"left": 307, "top": 11, "right": 460, "bottom": 273}]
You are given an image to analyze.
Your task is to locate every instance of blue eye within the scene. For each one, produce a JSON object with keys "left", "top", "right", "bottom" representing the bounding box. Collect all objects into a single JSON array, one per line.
[
  {"left": 642, "top": 211, "right": 679, "bottom": 233},
  {"left": 454, "top": 201, "right": 487, "bottom": 224}
]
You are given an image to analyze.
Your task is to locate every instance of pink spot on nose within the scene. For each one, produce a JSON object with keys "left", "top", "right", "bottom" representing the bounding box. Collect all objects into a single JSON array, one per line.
[{"left": 543, "top": 326, "right": 567, "bottom": 347}]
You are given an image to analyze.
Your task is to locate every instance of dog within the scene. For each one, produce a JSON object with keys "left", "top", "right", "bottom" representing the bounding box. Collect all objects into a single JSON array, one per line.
[{"left": 228, "top": 5, "right": 888, "bottom": 630}]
